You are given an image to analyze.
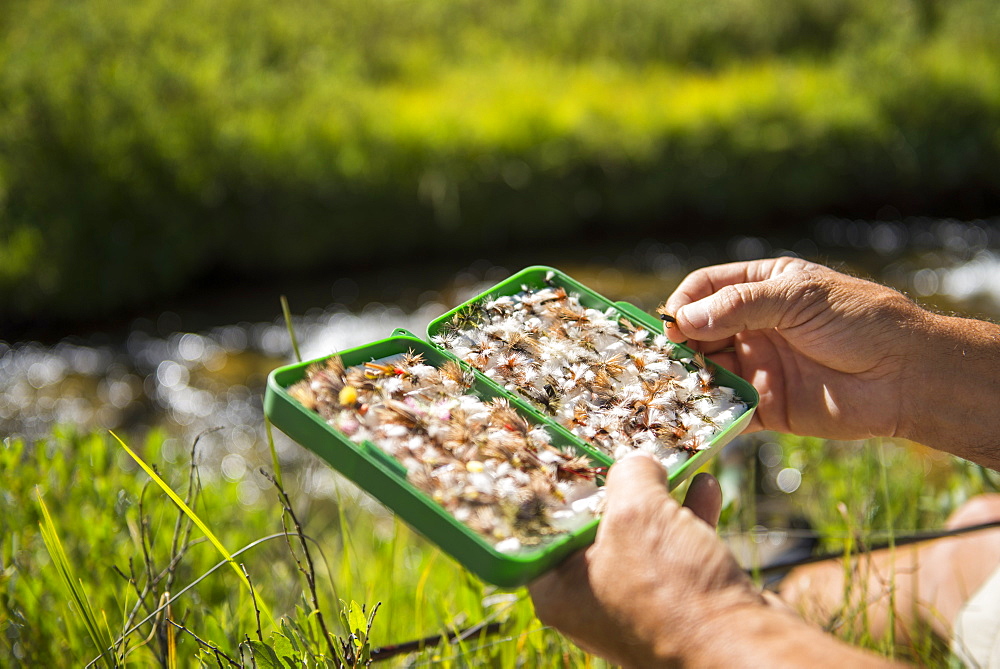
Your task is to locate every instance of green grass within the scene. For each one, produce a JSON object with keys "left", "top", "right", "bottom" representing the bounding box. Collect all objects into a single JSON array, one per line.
[
  {"left": 1, "top": 428, "right": 611, "bottom": 667},
  {"left": 3, "top": 425, "right": 994, "bottom": 666},
  {"left": 36, "top": 492, "right": 121, "bottom": 668}
]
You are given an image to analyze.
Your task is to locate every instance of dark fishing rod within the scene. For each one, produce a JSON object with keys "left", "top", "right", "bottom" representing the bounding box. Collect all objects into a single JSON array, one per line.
[
  {"left": 370, "top": 620, "right": 505, "bottom": 662},
  {"left": 752, "top": 519, "right": 1000, "bottom": 578}
]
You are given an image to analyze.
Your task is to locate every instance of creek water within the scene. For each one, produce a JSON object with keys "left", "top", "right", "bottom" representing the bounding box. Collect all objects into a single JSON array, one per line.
[{"left": 3, "top": 216, "right": 1000, "bottom": 512}]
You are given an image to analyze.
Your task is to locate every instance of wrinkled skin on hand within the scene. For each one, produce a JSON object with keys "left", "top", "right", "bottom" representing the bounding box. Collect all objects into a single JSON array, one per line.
[
  {"left": 663, "top": 258, "right": 924, "bottom": 441},
  {"left": 529, "top": 455, "right": 761, "bottom": 667},
  {"left": 530, "top": 454, "right": 907, "bottom": 669}
]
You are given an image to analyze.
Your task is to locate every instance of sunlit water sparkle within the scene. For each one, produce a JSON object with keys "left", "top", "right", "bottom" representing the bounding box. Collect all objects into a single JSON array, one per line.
[{"left": 3, "top": 217, "right": 999, "bottom": 507}]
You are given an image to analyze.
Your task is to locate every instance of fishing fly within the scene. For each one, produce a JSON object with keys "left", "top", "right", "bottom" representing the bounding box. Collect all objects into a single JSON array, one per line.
[{"left": 439, "top": 284, "right": 747, "bottom": 467}]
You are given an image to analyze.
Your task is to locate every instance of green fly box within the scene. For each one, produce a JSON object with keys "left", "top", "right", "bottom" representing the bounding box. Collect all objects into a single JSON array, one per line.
[{"left": 264, "top": 265, "right": 758, "bottom": 587}]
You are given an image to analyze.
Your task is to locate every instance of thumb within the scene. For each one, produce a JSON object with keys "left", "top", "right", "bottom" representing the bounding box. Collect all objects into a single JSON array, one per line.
[
  {"left": 675, "top": 277, "right": 802, "bottom": 342},
  {"left": 602, "top": 451, "right": 671, "bottom": 513}
]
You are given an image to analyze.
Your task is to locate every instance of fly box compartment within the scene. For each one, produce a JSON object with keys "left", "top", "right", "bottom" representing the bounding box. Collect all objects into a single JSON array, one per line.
[
  {"left": 264, "top": 266, "right": 758, "bottom": 587},
  {"left": 265, "top": 334, "right": 613, "bottom": 588},
  {"left": 426, "top": 265, "right": 758, "bottom": 487}
]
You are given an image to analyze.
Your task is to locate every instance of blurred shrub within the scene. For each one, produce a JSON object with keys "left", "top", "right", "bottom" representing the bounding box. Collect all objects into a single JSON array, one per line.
[{"left": 0, "top": 0, "right": 998, "bottom": 321}]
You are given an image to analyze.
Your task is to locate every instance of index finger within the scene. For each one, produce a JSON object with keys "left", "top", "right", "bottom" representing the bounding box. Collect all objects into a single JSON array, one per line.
[{"left": 664, "top": 258, "right": 801, "bottom": 315}]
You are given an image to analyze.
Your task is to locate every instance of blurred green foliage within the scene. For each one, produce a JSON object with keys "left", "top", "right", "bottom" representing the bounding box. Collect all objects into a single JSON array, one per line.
[
  {"left": 0, "top": 428, "right": 593, "bottom": 667},
  {"left": 1, "top": 0, "right": 999, "bottom": 321},
  {"left": 1, "top": 429, "right": 282, "bottom": 665}
]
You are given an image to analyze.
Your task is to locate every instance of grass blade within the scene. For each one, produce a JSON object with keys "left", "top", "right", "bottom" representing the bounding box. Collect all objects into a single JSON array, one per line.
[
  {"left": 280, "top": 295, "right": 302, "bottom": 363},
  {"left": 110, "top": 430, "right": 278, "bottom": 630},
  {"left": 36, "top": 489, "right": 120, "bottom": 669},
  {"left": 264, "top": 414, "right": 283, "bottom": 490}
]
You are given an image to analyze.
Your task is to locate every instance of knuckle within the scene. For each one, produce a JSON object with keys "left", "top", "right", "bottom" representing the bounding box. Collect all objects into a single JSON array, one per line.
[
  {"left": 729, "top": 283, "right": 756, "bottom": 308},
  {"left": 778, "top": 268, "right": 831, "bottom": 323},
  {"left": 603, "top": 497, "right": 648, "bottom": 531},
  {"left": 716, "top": 284, "right": 752, "bottom": 316},
  {"left": 788, "top": 272, "right": 826, "bottom": 304}
]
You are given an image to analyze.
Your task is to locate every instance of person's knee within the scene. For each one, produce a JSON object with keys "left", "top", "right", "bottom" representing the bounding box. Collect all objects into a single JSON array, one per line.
[
  {"left": 778, "top": 561, "right": 844, "bottom": 620},
  {"left": 945, "top": 494, "right": 1000, "bottom": 530}
]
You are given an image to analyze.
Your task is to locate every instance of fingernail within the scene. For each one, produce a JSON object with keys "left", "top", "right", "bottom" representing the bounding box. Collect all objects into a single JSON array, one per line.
[{"left": 679, "top": 301, "right": 710, "bottom": 330}]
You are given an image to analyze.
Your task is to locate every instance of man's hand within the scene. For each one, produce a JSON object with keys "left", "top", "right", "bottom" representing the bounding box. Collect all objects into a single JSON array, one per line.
[
  {"left": 663, "top": 258, "right": 925, "bottom": 441},
  {"left": 529, "top": 454, "right": 761, "bottom": 667},
  {"left": 529, "top": 452, "right": 906, "bottom": 668}
]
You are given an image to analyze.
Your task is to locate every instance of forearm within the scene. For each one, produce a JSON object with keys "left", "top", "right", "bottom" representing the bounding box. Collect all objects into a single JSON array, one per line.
[
  {"left": 899, "top": 311, "right": 1000, "bottom": 470},
  {"left": 677, "top": 602, "right": 905, "bottom": 668}
]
